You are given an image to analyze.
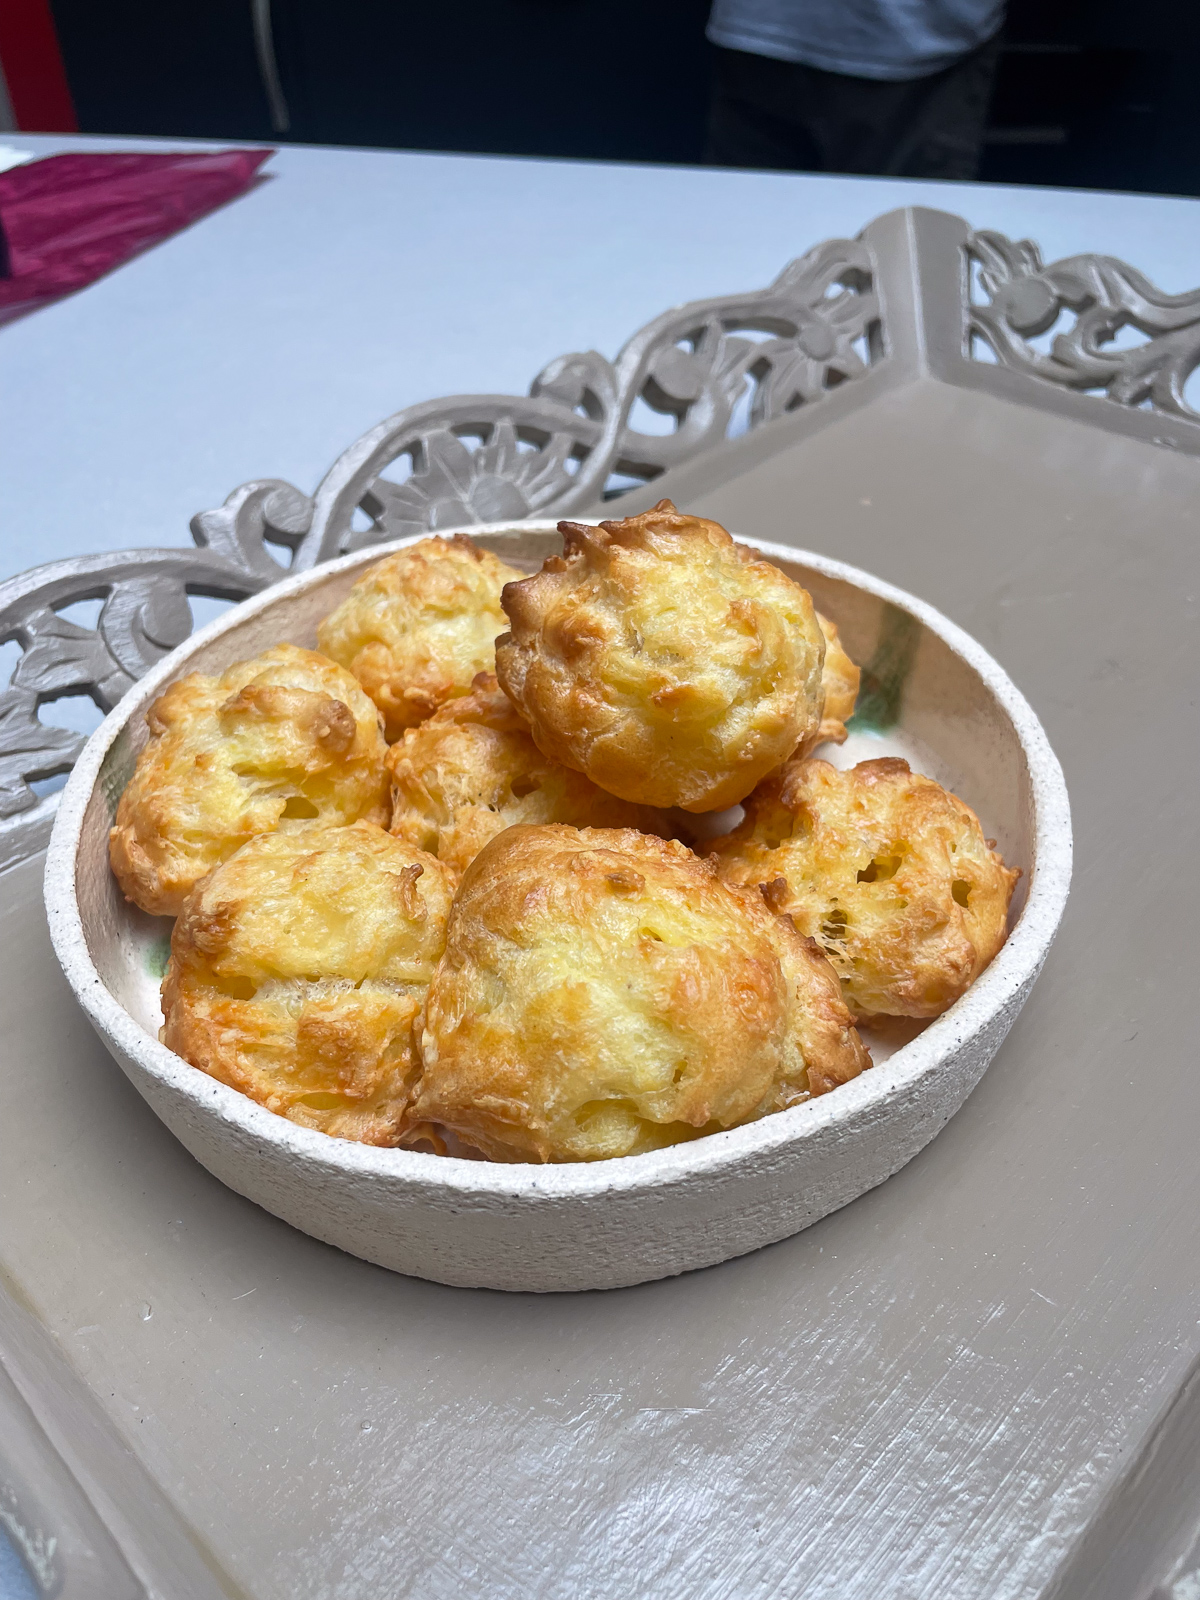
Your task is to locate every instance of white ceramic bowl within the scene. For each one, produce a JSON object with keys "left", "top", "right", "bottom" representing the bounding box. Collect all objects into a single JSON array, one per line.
[{"left": 45, "top": 524, "right": 1071, "bottom": 1293}]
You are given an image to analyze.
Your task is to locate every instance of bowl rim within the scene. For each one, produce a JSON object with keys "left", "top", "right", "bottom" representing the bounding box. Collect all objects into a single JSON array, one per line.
[{"left": 44, "top": 522, "right": 1072, "bottom": 1201}]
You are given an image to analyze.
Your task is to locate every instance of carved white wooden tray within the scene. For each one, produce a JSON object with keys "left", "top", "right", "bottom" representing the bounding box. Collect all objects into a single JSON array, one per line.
[
  {"left": 2, "top": 205, "right": 1197, "bottom": 868},
  {"left": 2, "top": 203, "right": 1200, "bottom": 1600}
]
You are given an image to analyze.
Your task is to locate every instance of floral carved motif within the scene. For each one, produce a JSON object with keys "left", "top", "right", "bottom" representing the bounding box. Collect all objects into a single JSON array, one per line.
[
  {"left": 297, "top": 233, "right": 881, "bottom": 558},
  {"left": 967, "top": 229, "right": 1200, "bottom": 417},
  {"left": 0, "top": 238, "right": 879, "bottom": 819},
  {"left": 6, "top": 215, "right": 1199, "bottom": 829}
]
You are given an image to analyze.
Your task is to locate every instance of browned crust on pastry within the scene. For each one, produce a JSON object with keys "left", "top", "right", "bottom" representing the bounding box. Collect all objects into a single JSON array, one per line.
[
  {"left": 386, "top": 672, "right": 672, "bottom": 877},
  {"left": 316, "top": 534, "right": 524, "bottom": 739},
  {"left": 796, "top": 610, "right": 860, "bottom": 756},
  {"left": 494, "top": 500, "right": 826, "bottom": 813},
  {"left": 162, "top": 821, "right": 454, "bottom": 1146},
  {"left": 706, "top": 756, "right": 1020, "bottom": 1019},
  {"left": 413, "top": 823, "right": 868, "bottom": 1162},
  {"left": 109, "top": 643, "right": 388, "bottom": 916}
]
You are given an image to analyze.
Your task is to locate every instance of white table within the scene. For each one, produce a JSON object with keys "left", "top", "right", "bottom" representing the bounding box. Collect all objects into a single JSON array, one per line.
[{"left": 3, "top": 133, "right": 1200, "bottom": 579}]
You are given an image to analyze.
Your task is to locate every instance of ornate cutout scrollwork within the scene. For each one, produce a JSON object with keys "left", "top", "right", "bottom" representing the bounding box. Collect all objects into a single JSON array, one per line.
[
  {"left": 307, "top": 233, "right": 880, "bottom": 555},
  {"left": 5, "top": 212, "right": 1199, "bottom": 830},
  {"left": 0, "top": 236, "right": 879, "bottom": 820},
  {"left": 0, "top": 546, "right": 289, "bottom": 817},
  {"left": 967, "top": 229, "right": 1200, "bottom": 417}
]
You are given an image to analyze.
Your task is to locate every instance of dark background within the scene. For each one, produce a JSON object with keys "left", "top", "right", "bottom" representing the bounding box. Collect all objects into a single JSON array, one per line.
[{"left": 47, "top": 0, "right": 1200, "bottom": 195}]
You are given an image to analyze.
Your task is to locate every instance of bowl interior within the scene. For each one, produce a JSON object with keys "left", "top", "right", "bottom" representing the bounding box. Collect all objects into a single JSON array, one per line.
[{"left": 72, "top": 526, "right": 1036, "bottom": 1091}]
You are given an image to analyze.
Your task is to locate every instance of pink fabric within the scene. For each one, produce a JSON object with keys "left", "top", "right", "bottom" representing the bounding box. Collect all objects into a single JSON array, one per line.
[{"left": 0, "top": 149, "right": 273, "bottom": 321}]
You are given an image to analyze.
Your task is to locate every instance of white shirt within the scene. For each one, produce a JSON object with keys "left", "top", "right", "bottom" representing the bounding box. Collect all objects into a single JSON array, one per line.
[{"left": 707, "top": 0, "right": 1005, "bottom": 81}]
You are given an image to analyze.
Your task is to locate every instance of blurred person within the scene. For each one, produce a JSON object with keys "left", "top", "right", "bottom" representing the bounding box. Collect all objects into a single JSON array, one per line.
[{"left": 705, "top": 0, "right": 1005, "bottom": 178}]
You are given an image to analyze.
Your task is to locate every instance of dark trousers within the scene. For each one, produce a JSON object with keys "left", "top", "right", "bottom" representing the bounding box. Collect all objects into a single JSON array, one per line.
[{"left": 705, "top": 34, "right": 1001, "bottom": 180}]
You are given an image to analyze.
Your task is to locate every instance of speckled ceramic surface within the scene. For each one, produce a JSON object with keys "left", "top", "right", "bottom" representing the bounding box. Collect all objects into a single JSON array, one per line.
[{"left": 43, "top": 524, "right": 1071, "bottom": 1292}]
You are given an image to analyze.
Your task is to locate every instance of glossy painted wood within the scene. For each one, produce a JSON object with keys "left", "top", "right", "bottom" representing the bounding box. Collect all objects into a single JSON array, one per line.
[{"left": 2, "top": 370, "right": 1199, "bottom": 1594}]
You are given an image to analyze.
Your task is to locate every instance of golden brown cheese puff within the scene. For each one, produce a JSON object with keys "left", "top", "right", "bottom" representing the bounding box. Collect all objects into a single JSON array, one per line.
[
  {"left": 109, "top": 644, "right": 388, "bottom": 917},
  {"left": 706, "top": 756, "right": 1020, "bottom": 1020},
  {"left": 316, "top": 534, "right": 524, "bottom": 739},
  {"left": 386, "top": 672, "right": 671, "bottom": 879},
  {"left": 413, "top": 824, "right": 869, "bottom": 1163},
  {"left": 162, "top": 822, "right": 454, "bottom": 1146},
  {"left": 494, "top": 500, "right": 826, "bottom": 813},
  {"left": 804, "top": 611, "right": 861, "bottom": 754}
]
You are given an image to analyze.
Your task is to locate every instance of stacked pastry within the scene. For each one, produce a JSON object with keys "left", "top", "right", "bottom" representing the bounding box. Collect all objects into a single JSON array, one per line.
[{"left": 110, "top": 506, "right": 1017, "bottom": 1163}]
